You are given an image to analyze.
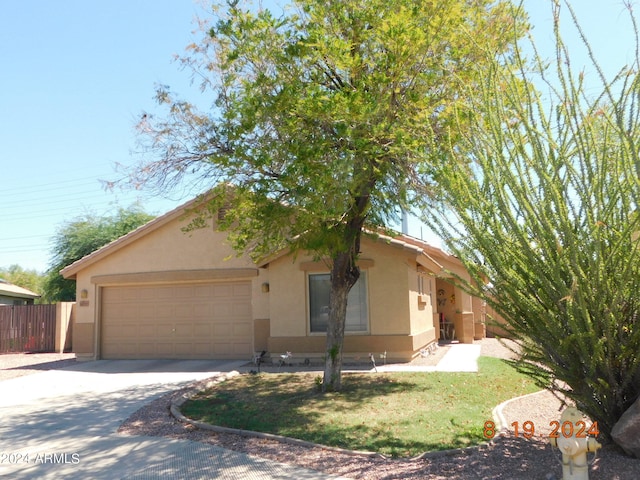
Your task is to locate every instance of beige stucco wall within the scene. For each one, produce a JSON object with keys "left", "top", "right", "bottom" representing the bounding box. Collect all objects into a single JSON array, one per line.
[
  {"left": 84, "top": 220, "right": 252, "bottom": 277},
  {"left": 55, "top": 302, "right": 74, "bottom": 353},
  {"left": 69, "top": 213, "right": 270, "bottom": 359},
  {"left": 72, "top": 322, "right": 94, "bottom": 360},
  {"left": 365, "top": 241, "right": 411, "bottom": 336},
  {"left": 267, "top": 254, "right": 307, "bottom": 338},
  {"left": 66, "top": 205, "right": 480, "bottom": 361},
  {"left": 265, "top": 237, "right": 438, "bottom": 361},
  {"left": 485, "top": 303, "right": 511, "bottom": 338},
  {"left": 407, "top": 268, "right": 435, "bottom": 337},
  {"left": 268, "top": 239, "right": 414, "bottom": 339},
  {"left": 268, "top": 330, "right": 433, "bottom": 363}
]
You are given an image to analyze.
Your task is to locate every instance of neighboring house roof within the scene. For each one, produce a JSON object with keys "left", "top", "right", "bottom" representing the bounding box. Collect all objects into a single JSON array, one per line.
[
  {"left": 61, "top": 193, "right": 460, "bottom": 279},
  {"left": 0, "top": 279, "right": 40, "bottom": 299}
]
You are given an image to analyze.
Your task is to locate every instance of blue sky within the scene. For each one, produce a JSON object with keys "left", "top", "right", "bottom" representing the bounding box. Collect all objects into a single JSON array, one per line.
[{"left": 0, "top": 0, "right": 636, "bottom": 273}]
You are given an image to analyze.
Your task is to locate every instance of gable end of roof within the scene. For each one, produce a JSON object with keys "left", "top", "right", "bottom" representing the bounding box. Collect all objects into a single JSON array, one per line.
[{"left": 60, "top": 196, "right": 208, "bottom": 279}]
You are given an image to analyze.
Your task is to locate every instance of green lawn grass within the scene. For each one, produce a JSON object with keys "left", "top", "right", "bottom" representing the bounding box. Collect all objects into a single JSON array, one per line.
[{"left": 181, "top": 356, "right": 538, "bottom": 457}]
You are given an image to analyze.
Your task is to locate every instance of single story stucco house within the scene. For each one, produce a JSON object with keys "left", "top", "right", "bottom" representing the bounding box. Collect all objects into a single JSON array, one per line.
[{"left": 61, "top": 197, "right": 488, "bottom": 362}]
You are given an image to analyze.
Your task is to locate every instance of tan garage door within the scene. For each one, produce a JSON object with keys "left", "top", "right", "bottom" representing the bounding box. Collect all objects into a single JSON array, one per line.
[{"left": 100, "top": 282, "right": 252, "bottom": 359}]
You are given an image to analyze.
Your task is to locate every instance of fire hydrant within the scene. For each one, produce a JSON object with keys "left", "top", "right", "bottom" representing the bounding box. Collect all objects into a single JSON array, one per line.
[{"left": 549, "top": 407, "right": 601, "bottom": 480}]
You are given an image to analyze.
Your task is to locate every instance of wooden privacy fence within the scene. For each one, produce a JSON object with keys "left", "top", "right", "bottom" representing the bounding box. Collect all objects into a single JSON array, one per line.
[{"left": 0, "top": 304, "right": 57, "bottom": 353}]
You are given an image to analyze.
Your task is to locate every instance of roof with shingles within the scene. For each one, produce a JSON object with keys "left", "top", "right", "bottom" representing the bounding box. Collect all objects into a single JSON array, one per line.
[
  {"left": 0, "top": 280, "right": 40, "bottom": 299},
  {"left": 60, "top": 193, "right": 461, "bottom": 279}
]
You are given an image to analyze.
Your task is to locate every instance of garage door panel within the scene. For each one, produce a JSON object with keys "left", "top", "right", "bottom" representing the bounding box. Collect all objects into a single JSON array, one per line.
[
  {"left": 102, "top": 303, "right": 128, "bottom": 318},
  {"left": 193, "top": 342, "right": 212, "bottom": 355},
  {"left": 213, "top": 304, "right": 232, "bottom": 317},
  {"left": 233, "top": 324, "right": 252, "bottom": 336},
  {"left": 156, "top": 323, "right": 174, "bottom": 336},
  {"left": 115, "top": 342, "right": 141, "bottom": 356},
  {"left": 214, "top": 341, "right": 251, "bottom": 355},
  {"left": 175, "top": 324, "right": 193, "bottom": 336},
  {"left": 233, "top": 303, "right": 251, "bottom": 316},
  {"left": 138, "top": 342, "right": 157, "bottom": 356},
  {"left": 194, "top": 323, "right": 211, "bottom": 336},
  {"left": 138, "top": 303, "right": 156, "bottom": 318},
  {"left": 213, "top": 324, "right": 231, "bottom": 336},
  {"left": 101, "top": 344, "right": 117, "bottom": 357},
  {"left": 193, "top": 304, "right": 211, "bottom": 317},
  {"left": 175, "top": 304, "right": 194, "bottom": 317},
  {"left": 235, "top": 342, "right": 252, "bottom": 354},
  {"left": 155, "top": 342, "right": 174, "bottom": 355},
  {"left": 101, "top": 281, "right": 253, "bottom": 360},
  {"left": 213, "top": 342, "right": 233, "bottom": 355},
  {"left": 136, "top": 324, "right": 152, "bottom": 336},
  {"left": 212, "top": 285, "right": 231, "bottom": 297},
  {"left": 155, "top": 306, "right": 174, "bottom": 319},
  {"left": 232, "top": 283, "right": 251, "bottom": 296},
  {"left": 103, "top": 324, "right": 137, "bottom": 338},
  {"left": 173, "top": 286, "right": 196, "bottom": 298},
  {"left": 141, "top": 288, "right": 159, "bottom": 301},
  {"left": 174, "top": 342, "right": 194, "bottom": 355},
  {"left": 194, "top": 285, "right": 213, "bottom": 297}
]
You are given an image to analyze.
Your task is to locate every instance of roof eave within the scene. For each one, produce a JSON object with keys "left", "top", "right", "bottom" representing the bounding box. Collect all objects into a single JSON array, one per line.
[{"left": 0, "top": 287, "right": 41, "bottom": 299}]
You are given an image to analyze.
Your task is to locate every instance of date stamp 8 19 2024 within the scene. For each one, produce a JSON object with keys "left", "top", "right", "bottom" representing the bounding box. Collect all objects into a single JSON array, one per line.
[{"left": 483, "top": 420, "right": 600, "bottom": 440}]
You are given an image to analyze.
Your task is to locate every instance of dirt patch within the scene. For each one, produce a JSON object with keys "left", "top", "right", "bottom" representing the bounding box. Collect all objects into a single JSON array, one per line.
[{"left": 0, "top": 352, "right": 77, "bottom": 381}]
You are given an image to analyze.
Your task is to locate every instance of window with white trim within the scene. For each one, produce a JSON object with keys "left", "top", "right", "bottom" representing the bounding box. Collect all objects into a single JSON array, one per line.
[{"left": 308, "top": 272, "right": 368, "bottom": 333}]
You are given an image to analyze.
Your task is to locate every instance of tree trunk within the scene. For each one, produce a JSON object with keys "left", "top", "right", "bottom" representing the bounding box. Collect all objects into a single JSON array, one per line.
[
  {"left": 323, "top": 250, "right": 360, "bottom": 392},
  {"left": 322, "top": 178, "right": 373, "bottom": 392}
]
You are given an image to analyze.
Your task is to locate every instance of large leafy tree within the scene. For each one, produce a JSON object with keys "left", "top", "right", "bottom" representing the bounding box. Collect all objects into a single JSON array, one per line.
[
  {"left": 427, "top": 2, "right": 640, "bottom": 443},
  {"left": 44, "top": 206, "right": 155, "bottom": 302},
  {"left": 125, "top": 0, "right": 527, "bottom": 391}
]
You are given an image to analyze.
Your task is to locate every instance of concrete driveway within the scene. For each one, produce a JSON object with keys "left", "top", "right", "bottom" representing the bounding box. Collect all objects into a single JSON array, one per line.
[{"left": 0, "top": 359, "right": 348, "bottom": 479}]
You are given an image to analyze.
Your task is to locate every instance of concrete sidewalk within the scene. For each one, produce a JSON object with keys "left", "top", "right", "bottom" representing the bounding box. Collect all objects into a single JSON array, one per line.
[
  {"left": 246, "top": 343, "right": 484, "bottom": 375},
  {"left": 375, "top": 343, "right": 482, "bottom": 373},
  {"left": 433, "top": 343, "right": 482, "bottom": 372},
  {"left": 0, "top": 360, "right": 350, "bottom": 480}
]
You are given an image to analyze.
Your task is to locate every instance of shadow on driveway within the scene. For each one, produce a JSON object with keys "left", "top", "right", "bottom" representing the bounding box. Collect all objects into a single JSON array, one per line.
[
  {"left": 60, "top": 359, "right": 241, "bottom": 375},
  {"left": 0, "top": 384, "right": 340, "bottom": 479}
]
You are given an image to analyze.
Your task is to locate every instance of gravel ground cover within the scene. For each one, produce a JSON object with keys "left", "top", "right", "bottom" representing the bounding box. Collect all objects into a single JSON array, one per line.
[
  {"left": 3, "top": 343, "right": 639, "bottom": 479},
  {"left": 0, "top": 352, "right": 77, "bottom": 381}
]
